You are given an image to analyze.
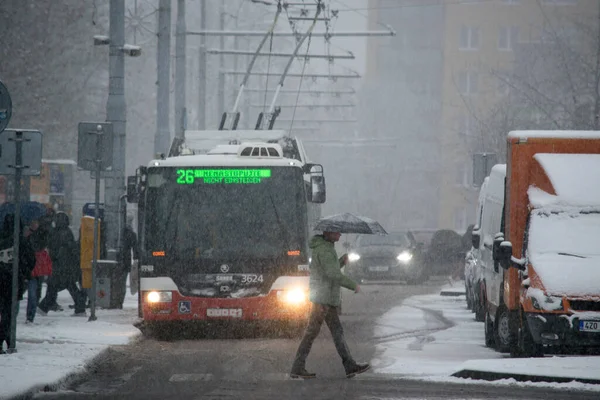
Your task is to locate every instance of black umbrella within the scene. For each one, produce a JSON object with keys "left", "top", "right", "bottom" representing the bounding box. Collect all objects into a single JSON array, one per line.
[{"left": 314, "top": 213, "right": 387, "bottom": 235}]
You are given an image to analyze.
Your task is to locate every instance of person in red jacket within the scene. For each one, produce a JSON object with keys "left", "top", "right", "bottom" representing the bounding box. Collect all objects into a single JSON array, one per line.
[{"left": 25, "top": 219, "right": 52, "bottom": 323}]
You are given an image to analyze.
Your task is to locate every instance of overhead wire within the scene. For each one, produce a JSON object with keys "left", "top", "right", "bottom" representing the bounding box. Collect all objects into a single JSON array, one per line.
[{"left": 289, "top": 1, "right": 322, "bottom": 132}]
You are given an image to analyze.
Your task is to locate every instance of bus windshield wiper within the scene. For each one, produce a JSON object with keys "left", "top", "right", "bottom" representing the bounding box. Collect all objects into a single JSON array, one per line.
[
  {"left": 557, "top": 252, "right": 587, "bottom": 259},
  {"left": 268, "top": 193, "right": 291, "bottom": 249}
]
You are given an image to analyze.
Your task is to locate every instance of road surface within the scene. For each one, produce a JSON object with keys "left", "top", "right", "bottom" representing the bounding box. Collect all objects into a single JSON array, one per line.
[{"left": 29, "top": 279, "right": 598, "bottom": 400}]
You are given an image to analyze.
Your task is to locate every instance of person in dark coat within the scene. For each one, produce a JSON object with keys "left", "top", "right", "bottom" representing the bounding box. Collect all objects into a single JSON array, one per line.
[
  {"left": 38, "top": 212, "right": 87, "bottom": 316},
  {"left": 0, "top": 214, "right": 35, "bottom": 352},
  {"left": 114, "top": 215, "right": 139, "bottom": 308},
  {"left": 25, "top": 218, "right": 52, "bottom": 323}
]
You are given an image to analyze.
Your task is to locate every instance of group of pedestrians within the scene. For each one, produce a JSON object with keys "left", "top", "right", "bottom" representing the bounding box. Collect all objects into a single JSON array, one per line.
[{"left": 0, "top": 210, "right": 88, "bottom": 353}]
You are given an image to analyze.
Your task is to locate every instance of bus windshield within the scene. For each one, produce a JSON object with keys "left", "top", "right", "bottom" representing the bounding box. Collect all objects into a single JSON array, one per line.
[{"left": 144, "top": 166, "right": 308, "bottom": 260}]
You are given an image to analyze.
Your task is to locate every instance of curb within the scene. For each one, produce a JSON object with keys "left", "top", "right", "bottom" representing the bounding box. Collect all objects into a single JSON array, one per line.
[
  {"left": 7, "top": 333, "right": 143, "bottom": 400},
  {"left": 452, "top": 369, "right": 600, "bottom": 385}
]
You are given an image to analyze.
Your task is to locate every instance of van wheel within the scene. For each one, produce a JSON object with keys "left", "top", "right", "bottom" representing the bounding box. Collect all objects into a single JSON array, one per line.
[
  {"left": 495, "top": 307, "right": 516, "bottom": 353},
  {"left": 484, "top": 308, "right": 495, "bottom": 348},
  {"left": 465, "top": 284, "right": 473, "bottom": 311},
  {"left": 474, "top": 284, "right": 485, "bottom": 322}
]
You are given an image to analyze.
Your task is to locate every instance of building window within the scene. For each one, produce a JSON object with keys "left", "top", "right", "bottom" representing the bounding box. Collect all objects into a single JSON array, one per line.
[
  {"left": 459, "top": 26, "right": 480, "bottom": 50},
  {"left": 455, "top": 162, "right": 470, "bottom": 187},
  {"left": 454, "top": 206, "right": 468, "bottom": 232},
  {"left": 498, "top": 26, "right": 519, "bottom": 51},
  {"left": 458, "top": 71, "right": 478, "bottom": 95},
  {"left": 457, "top": 113, "right": 473, "bottom": 137}
]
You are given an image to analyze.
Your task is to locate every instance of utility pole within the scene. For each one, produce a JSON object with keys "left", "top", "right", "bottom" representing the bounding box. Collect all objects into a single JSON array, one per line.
[
  {"left": 156, "top": 0, "right": 171, "bottom": 154},
  {"left": 175, "top": 0, "right": 186, "bottom": 138},
  {"left": 105, "top": 0, "right": 127, "bottom": 256},
  {"left": 594, "top": 3, "right": 600, "bottom": 129},
  {"left": 198, "top": 0, "right": 207, "bottom": 129}
]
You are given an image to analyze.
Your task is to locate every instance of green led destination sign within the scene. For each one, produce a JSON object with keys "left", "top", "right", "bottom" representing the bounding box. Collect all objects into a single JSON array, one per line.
[{"left": 176, "top": 169, "right": 271, "bottom": 184}]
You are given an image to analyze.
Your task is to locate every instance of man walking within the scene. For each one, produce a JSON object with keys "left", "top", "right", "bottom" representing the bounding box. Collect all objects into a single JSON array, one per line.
[
  {"left": 38, "top": 212, "right": 86, "bottom": 316},
  {"left": 290, "top": 230, "right": 370, "bottom": 379},
  {"left": 113, "top": 214, "right": 138, "bottom": 308}
]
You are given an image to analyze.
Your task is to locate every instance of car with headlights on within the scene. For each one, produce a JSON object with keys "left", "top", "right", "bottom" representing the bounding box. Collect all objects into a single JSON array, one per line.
[{"left": 345, "top": 232, "right": 427, "bottom": 284}]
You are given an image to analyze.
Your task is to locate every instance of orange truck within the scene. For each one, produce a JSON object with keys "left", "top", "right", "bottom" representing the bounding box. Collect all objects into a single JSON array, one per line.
[{"left": 489, "top": 130, "right": 600, "bottom": 356}]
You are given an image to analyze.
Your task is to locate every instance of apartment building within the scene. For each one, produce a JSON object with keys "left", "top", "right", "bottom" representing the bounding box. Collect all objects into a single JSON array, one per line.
[{"left": 365, "top": 0, "right": 599, "bottom": 232}]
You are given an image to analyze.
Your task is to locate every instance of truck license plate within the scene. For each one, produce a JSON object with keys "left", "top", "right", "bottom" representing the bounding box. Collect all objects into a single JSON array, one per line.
[
  {"left": 579, "top": 320, "right": 600, "bottom": 332},
  {"left": 206, "top": 308, "right": 242, "bottom": 318}
]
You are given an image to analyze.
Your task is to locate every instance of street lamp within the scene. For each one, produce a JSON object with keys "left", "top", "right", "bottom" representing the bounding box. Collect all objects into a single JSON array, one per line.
[{"left": 92, "top": 1, "right": 142, "bottom": 298}]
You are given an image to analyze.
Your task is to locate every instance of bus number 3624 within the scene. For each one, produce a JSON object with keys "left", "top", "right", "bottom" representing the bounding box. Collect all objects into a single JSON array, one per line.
[{"left": 241, "top": 274, "right": 263, "bottom": 283}]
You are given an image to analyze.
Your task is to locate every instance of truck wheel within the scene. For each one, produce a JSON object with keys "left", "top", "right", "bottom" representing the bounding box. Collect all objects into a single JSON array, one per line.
[
  {"left": 495, "top": 307, "right": 516, "bottom": 353},
  {"left": 515, "top": 316, "right": 544, "bottom": 357}
]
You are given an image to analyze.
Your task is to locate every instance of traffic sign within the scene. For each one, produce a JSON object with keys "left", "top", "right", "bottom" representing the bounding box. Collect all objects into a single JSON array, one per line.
[
  {"left": 0, "top": 80, "right": 12, "bottom": 133},
  {"left": 0, "top": 129, "right": 43, "bottom": 176},
  {"left": 77, "top": 122, "right": 114, "bottom": 171}
]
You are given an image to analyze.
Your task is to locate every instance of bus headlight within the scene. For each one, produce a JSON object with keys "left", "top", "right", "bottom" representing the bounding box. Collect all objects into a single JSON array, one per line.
[
  {"left": 278, "top": 288, "right": 307, "bottom": 306},
  {"left": 147, "top": 291, "right": 173, "bottom": 303},
  {"left": 397, "top": 251, "right": 413, "bottom": 263}
]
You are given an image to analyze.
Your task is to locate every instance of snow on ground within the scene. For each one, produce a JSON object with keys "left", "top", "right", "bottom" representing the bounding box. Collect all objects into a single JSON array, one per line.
[
  {"left": 371, "top": 281, "right": 600, "bottom": 392},
  {"left": 0, "top": 284, "right": 141, "bottom": 400},
  {"left": 2, "top": 279, "right": 600, "bottom": 399}
]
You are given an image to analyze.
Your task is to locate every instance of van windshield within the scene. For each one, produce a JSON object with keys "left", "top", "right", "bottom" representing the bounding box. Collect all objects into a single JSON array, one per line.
[{"left": 528, "top": 210, "right": 600, "bottom": 258}]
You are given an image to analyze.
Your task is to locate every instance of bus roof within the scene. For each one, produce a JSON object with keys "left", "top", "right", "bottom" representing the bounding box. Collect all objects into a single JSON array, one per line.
[{"left": 148, "top": 154, "right": 304, "bottom": 168}]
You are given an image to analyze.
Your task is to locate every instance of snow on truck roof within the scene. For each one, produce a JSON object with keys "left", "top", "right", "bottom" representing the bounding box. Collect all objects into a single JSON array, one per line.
[
  {"left": 508, "top": 130, "right": 600, "bottom": 139},
  {"left": 528, "top": 153, "right": 600, "bottom": 208}
]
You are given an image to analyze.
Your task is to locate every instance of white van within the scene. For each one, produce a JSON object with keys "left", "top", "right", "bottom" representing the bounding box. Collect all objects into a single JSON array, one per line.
[
  {"left": 465, "top": 176, "right": 487, "bottom": 317},
  {"left": 470, "top": 164, "right": 506, "bottom": 342}
]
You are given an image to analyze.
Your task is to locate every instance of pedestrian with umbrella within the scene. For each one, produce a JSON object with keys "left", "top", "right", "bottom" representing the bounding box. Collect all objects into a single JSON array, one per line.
[{"left": 290, "top": 213, "right": 387, "bottom": 379}]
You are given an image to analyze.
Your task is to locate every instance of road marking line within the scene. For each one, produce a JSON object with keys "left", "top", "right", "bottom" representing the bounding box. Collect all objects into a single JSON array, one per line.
[{"left": 169, "top": 373, "right": 214, "bottom": 382}]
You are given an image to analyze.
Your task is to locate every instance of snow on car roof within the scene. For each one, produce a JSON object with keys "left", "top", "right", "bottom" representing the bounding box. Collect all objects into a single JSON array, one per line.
[
  {"left": 529, "top": 153, "right": 600, "bottom": 207},
  {"left": 148, "top": 154, "right": 303, "bottom": 168},
  {"left": 508, "top": 130, "right": 600, "bottom": 139}
]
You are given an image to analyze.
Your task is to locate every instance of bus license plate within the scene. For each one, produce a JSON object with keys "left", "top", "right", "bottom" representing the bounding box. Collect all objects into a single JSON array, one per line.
[
  {"left": 369, "top": 266, "right": 388, "bottom": 272},
  {"left": 579, "top": 320, "right": 600, "bottom": 332},
  {"left": 207, "top": 308, "right": 242, "bottom": 318}
]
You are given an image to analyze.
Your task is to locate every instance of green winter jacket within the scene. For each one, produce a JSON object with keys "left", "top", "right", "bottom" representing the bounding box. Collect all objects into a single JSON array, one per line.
[{"left": 308, "top": 235, "right": 357, "bottom": 306}]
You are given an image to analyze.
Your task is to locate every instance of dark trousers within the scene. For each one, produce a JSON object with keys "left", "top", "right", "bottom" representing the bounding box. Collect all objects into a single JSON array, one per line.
[
  {"left": 26, "top": 277, "right": 44, "bottom": 322},
  {"left": 112, "top": 268, "right": 128, "bottom": 308},
  {"left": 292, "top": 303, "right": 356, "bottom": 373},
  {"left": 39, "top": 277, "right": 86, "bottom": 314},
  {"left": 0, "top": 294, "right": 17, "bottom": 349}
]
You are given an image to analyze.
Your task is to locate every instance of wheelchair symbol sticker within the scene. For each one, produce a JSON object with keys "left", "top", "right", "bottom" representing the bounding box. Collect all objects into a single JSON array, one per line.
[{"left": 178, "top": 301, "right": 191, "bottom": 314}]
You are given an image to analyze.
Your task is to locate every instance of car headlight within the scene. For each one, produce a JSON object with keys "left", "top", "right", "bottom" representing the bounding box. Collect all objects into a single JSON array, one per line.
[
  {"left": 348, "top": 252, "right": 360, "bottom": 262},
  {"left": 147, "top": 291, "right": 173, "bottom": 303},
  {"left": 277, "top": 288, "right": 307, "bottom": 305},
  {"left": 397, "top": 251, "right": 413, "bottom": 263}
]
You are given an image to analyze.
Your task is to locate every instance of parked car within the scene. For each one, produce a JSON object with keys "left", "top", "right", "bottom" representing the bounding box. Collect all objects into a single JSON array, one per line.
[{"left": 345, "top": 232, "right": 427, "bottom": 284}]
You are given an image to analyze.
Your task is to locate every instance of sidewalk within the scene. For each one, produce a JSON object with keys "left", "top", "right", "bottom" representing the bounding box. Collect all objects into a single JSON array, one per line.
[
  {"left": 0, "top": 286, "right": 140, "bottom": 400},
  {"left": 371, "top": 281, "right": 600, "bottom": 392}
]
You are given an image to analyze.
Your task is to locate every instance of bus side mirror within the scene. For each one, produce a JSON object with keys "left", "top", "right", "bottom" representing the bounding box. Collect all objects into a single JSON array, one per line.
[
  {"left": 306, "top": 163, "right": 326, "bottom": 204},
  {"left": 126, "top": 175, "right": 138, "bottom": 203},
  {"left": 471, "top": 226, "right": 481, "bottom": 249},
  {"left": 311, "top": 175, "right": 326, "bottom": 204}
]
